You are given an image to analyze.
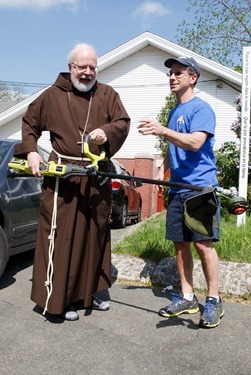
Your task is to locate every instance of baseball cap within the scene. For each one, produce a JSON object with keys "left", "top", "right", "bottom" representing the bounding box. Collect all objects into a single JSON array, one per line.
[{"left": 164, "top": 56, "right": 200, "bottom": 78}]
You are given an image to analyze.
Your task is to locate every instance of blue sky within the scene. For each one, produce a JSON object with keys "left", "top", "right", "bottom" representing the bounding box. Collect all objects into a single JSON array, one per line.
[{"left": 0, "top": 0, "right": 191, "bottom": 94}]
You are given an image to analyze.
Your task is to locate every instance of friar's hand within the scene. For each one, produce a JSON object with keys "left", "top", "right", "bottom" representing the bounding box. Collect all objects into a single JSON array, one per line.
[
  {"left": 27, "top": 151, "right": 44, "bottom": 177},
  {"left": 89, "top": 128, "right": 107, "bottom": 145}
]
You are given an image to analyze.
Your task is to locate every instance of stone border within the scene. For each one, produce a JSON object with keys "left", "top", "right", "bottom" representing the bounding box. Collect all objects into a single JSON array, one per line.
[
  {"left": 111, "top": 218, "right": 251, "bottom": 296},
  {"left": 111, "top": 254, "right": 251, "bottom": 296}
]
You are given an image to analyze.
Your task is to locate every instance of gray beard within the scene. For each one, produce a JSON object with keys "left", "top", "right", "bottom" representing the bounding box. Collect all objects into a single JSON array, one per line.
[{"left": 71, "top": 73, "right": 96, "bottom": 92}]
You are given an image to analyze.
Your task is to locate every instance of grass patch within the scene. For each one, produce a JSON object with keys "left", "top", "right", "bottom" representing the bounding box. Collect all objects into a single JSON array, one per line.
[
  {"left": 113, "top": 213, "right": 175, "bottom": 263},
  {"left": 113, "top": 211, "right": 251, "bottom": 264},
  {"left": 215, "top": 214, "right": 251, "bottom": 263}
]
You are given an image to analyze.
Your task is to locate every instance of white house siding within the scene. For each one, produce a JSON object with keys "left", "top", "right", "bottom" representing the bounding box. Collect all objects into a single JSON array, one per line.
[
  {"left": 36, "top": 131, "right": 51, "bottom": 151},
  {"left": 0, "top": 114, "right": 51, "bottom": 151},
  {"left": 0, "top": 117, "right": 21, "bottom": 140},
  {"left": 99, "top": 45, "right": 169, "bottom": 158}
]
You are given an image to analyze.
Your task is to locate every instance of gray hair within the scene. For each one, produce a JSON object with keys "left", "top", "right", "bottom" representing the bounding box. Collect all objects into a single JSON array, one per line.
[{"left": 67, "top": 43, "right": 97, "bottom": 63}]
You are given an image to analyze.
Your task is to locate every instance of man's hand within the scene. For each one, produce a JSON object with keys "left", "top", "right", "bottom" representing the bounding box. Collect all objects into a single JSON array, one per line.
[
  {"left": 137, "top": 119, "right": 166, "bottom": 137},
  {"left": 27, "top": 152, "right": 43, "bottom": 177},
  {"left": 89, "top": 129, "right": 107, "bottom": 145}
]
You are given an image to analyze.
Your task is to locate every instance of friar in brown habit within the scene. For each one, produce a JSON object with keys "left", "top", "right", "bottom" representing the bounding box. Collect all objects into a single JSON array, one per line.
[{"left": 14, "top": 43, "right": 130, "bottom": 320}]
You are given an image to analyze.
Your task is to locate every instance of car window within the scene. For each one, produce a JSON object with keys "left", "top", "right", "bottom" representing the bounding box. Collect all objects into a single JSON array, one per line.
[
  {"left": 121, "top": 169, "right": 134, "bottom": 187},
  {"left": 111, "top": 159, "right": 136, "bottom": 188},
  {"left": 109, "top": 160, "right": 117, "bottom": 174},
  {"left": 0, "top": 140, "right": 12, "bottom": 167},
  {"left": 111, "top": 160, "right": 123, "bottom": 174},
  {"left": 121, "top": 169, "right": 129, "bottom": 177}
]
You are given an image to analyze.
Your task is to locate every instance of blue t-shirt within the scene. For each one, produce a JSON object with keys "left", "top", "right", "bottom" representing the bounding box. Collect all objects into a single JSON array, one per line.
[{"left": 168, "top": 96, "right": 218, "bottom": 193}]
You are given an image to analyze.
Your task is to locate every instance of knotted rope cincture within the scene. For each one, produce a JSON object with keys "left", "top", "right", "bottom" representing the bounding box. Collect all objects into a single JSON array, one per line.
[
  {"left": 43, "top": 175, "right": 59, "bottom": 315},
  {"left": 42, "top": 150, "right": 91, "bottom": 315}
]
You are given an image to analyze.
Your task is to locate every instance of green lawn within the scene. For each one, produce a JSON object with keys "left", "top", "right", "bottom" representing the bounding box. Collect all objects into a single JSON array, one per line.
[{"left": 113, "top": 211, "right": 251, "bottom": 264}]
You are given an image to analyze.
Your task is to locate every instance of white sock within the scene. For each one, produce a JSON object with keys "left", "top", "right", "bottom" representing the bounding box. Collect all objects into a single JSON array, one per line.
[
  {"left": 183, "top": 293, "right": 194, "bottom": 301},
  {"left": 209, "top": 296, "right": 220, "bottom": 302}
]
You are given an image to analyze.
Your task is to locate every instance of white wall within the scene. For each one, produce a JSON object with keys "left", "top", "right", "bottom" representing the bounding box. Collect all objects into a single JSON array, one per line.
[
  {"left": 0, "top": 115, "right": 51, "bottom": 151},
  {"left": 99, "top": 45, "right": 169, "bottom": 158}
]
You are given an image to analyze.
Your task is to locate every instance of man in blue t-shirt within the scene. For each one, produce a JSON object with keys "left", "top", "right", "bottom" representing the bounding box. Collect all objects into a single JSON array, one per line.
[{"left": 137, "top": 56, "right": 224, "bottom": 328}]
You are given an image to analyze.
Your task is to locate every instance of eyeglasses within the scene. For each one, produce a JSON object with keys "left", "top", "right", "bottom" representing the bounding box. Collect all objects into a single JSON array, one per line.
[
  {"left": 166, "top": 70, "right": 190, "bottom": 78},
  {"left": 71, "top": 63, "right": 98, "bottom": 73}
]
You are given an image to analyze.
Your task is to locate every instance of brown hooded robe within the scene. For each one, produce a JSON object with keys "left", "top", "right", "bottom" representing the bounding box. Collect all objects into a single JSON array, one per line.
[{"left": 14, "top": 73, "right": 130, "bottom": 314}]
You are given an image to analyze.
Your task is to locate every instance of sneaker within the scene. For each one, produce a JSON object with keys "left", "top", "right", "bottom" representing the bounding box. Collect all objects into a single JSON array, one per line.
[
  {"left": 199, "top": 297, "right": 224, "bottom": 328},
  {"left": 159, "top": 292, "right": 199, "bottom": 318}
]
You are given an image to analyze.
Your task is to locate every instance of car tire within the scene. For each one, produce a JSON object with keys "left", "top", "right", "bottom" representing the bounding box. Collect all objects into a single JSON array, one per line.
[
  {"left": 0, "top": 227, "right": 9, "bottom": 278},
  {"left": 116, "top": 200, "right": 128, "bottom": 229},
  {"left": 135, "top": 204, "right": 142, "bottom": 223}
]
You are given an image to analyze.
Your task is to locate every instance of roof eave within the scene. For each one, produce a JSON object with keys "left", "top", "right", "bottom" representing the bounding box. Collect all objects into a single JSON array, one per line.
[{"left": 98, "top": 31, "right": 242, "bottom": 87}]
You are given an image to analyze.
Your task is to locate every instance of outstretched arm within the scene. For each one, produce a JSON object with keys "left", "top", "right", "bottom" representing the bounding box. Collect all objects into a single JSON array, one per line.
[{"left": 137, "top": 119, "right": 208, "bottom": 152}]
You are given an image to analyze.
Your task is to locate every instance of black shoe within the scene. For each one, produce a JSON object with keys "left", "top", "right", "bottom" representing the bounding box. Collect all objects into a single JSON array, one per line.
[
  {"left": 159, "top": 292, "right": 199, "bottom": 318},
  {"left": 92, "top": 296, "right": 110, "bottom": 311},
  {"left": 199, "top": 297, "right": 224, "bottom": 328}
]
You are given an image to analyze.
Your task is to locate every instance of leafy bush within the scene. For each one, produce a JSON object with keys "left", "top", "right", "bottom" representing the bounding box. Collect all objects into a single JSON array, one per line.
[
  {"left": 215, "top": 141, "right": 239, "bottom": 188},
  {"left": 216, "top": 94, "right": 251, "bottom": 205},
  {"left": 155, "top": 93, "right": 176, "bottom": 157}
]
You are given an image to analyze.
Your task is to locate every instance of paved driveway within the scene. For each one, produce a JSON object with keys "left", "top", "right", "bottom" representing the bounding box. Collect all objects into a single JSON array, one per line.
[{"left": 0, "top": 250, "right": 250, "bottom": 375}]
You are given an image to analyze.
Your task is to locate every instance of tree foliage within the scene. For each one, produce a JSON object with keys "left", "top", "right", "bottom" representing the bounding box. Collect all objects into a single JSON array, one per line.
[
  {"left": 0, "top": 81, "right": 25, "bottom": 103},
  {"left": 215, "top": 141, "right": 240, "bottom": 188},
  {"left": 215, "top": 93, "right": 251, "bottom": 203},
  {"left": 176, "top": 0, "right": 251, "bottom": 68},
  {"left": 155, "top": 93, "right": 176, "bottom": 156}
]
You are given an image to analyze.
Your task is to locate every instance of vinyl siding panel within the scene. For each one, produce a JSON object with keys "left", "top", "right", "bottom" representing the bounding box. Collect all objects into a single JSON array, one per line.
[
  {"left": 99, "top": 46, "right": 169, "bottom": 158},
  {"left": 0, "top": 116, "right": 51, "bottom": 151}
]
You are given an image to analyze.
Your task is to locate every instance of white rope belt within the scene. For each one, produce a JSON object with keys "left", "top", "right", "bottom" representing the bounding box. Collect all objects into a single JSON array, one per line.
[
  {"left": 43, "top": 150, "right": 90, "bottom": 315},
  {"left": 52, "top": 148, "right": 91, "bottom": 162}
]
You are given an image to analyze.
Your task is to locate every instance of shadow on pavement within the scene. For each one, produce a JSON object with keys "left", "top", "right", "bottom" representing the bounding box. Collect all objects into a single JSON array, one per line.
[
  {"left": 110, "top": 283, "right": 204, "bottom": 331},
  {"left": 156, "top": 316, "right": 200, "bottom": 330},
  {"left": 0, "top": 249, "right": 34, "bottom": 290}
]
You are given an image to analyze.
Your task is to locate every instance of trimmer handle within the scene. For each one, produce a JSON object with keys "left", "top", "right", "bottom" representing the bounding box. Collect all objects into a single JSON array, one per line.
[{"left": 83, "top": 135, "right": 106, "bottom": 170}]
